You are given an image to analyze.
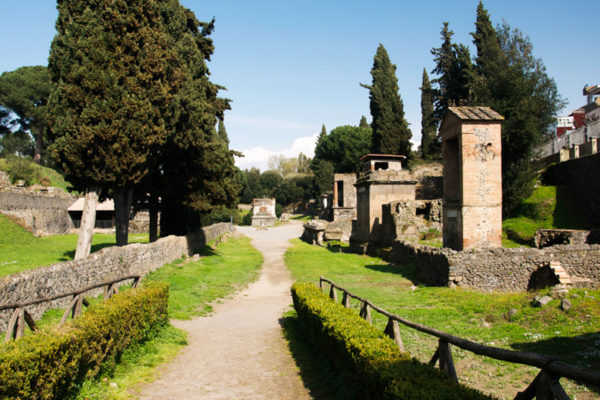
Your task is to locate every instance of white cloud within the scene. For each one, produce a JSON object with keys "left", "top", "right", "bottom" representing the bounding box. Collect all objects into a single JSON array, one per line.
[{"left": 235, "top": 134, "right": 318, "bottom": 171}]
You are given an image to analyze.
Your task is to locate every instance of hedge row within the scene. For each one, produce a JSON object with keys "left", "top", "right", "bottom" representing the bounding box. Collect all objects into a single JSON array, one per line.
[
  {"left": 0, "top": 282, "right": 169, "bottom": 400},
  {"left": 291, "top": 282, "right": 495, "bottom": 400}
]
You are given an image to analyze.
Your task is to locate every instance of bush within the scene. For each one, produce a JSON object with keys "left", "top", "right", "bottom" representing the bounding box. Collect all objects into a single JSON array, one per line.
[
  {"left": 291, "top": 283, "right": 494, "bottom": 400},
  {"left": 5, "top": 156, "right": 36, "bottom": 186},
  {"left": 0, "top": 282, "right": 169, "bottom": 399}
]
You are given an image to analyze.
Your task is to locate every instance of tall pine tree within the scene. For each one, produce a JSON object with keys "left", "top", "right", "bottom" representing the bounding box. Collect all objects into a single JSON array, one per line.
[
  {"left": 431, "top": 23, "right": 474, "bottom": 121},
  {"left": 361, "top": 44, "right": 411, "bottom": 156},
  {"left": 420, "top": 68, "right": 438, "bottom": 159},
  {"left": 47, "top": 0, "right": 182, "bottom": 254}
]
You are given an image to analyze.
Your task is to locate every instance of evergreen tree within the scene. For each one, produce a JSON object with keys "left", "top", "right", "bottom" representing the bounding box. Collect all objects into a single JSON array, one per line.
[
  {"left": 420, "top": 68, "right": 438, "bottom": 159},
  {"left": 359, "top": 115, "right": 369, "bottom": 128},
  {"left": 361, "top": 44, "right": 411, "bottom": 156},
  {"left": 47, "top": 0, "right": 182, "bottom": 254},
  {"left": 431, "top": 23, "right": 474, "bottom": 120},
  {"left": 317, "top": 124, "right": 327, "bottom": 144},
  {"left": 0, "top": 66, "right": 51, "bottom": 163},
  {"left": 217, "top": 119, "right": 229, "bottom": 145}
]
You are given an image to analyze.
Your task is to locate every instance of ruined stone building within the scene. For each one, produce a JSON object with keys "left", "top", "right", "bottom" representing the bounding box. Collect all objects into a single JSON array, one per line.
[{"left": 251, "top": 198, "right": 277, "bottom": 226}]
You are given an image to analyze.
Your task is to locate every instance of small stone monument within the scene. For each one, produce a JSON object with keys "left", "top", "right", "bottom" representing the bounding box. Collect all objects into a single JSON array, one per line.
[
  {"left": 440, "top": 107, "right": 504, "bottom": 250},
  {"left": 251, "top": 198, "right": 277, "bottom": 227}
]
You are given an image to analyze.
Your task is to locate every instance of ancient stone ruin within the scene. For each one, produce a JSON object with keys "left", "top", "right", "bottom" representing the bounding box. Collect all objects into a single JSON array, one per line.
[
  {"left": 441, "top": 106, "right": 504, "bottom": 250},
  {"left": 251, "top": 198, "right": 277, "bottom": 227}
]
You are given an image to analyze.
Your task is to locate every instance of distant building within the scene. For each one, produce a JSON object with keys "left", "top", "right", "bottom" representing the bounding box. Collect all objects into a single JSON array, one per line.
[{"left": 68, "top": 198, "right": 115, "bottom": 228}]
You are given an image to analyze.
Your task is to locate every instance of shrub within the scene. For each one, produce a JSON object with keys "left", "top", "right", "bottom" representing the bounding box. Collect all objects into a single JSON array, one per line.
[
  {"left": 6, "top": 156, "right": 36, "bottom": 186},
  {"left": 291, "top": 282, "right": 494, "bottom": 400},
  {"left": 0, "top": 282, "right": 169, "bottom": 399}
]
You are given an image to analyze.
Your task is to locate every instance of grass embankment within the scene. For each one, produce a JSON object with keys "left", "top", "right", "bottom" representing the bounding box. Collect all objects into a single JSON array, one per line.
[
  {"left": 503, "top": 185, "right": 593, "bottom": 246},
  {"left": 0, "top": 214, "right": 149, "bottom": 277},
  {"left": 70, "top": 234, "right": 263, "bottom": 398},
  {"left": 284, "top": 240, "right": 600, "bottom": 399},
  {"left": 0, "top": 157, "right": 70, "bottom": 191}
]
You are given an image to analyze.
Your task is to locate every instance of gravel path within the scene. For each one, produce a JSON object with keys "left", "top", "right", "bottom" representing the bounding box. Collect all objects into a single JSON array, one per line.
[{"left": 137, "top": 221, "right": 311, "bottom": 400}]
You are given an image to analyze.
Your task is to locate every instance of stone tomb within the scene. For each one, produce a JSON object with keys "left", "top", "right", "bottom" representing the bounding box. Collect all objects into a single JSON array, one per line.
[
  {"left": 251, "top": 198, "right": 277, "bottom": 226},
  {"left": 441, "top": 106, "right": 503, "bottom": 250},
  {"left": 351, "top": 154, "right": 417, "bottom": 247},
  {"left": 332, "top": 173, "right": 357, "bottom": 220}
]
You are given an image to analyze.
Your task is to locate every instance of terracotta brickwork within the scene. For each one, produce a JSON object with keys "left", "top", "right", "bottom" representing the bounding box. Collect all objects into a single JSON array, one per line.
[{"left": 441, "top": 107, "right": 503, "bottom": 250}]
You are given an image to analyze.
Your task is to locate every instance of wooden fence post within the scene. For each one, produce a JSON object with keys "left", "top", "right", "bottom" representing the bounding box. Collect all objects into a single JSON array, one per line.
[
  {"left": 319, "top": 277, "right": 324, "bottom": 293},
  {"left": 342, "top": 291, "right": 351, "bottom": 308},
  {"left": 438, "top": 339, "right": 458, "bottom": 383},
  {"left": 359, "top": 301, "right": 372, "bottom": 324},
  {"left": 384, "top": 317, "right": 405, "bottom": 352},
  {"left": 329, "top": 285, "right": 338, "bottom": 302}
]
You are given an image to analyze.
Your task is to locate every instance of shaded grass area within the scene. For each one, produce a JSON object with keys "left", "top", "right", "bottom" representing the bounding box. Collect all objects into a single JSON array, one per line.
[
  {"left": 284, "top": 239, "right": 600, "bottom": 399},
  {"left": 0, "top": 214, "right": 148, "bottom": 277},
  {"left": 503, "top": 185, "right": 593, "bottom": 246},
  {"left": 144, "top": 234, "right": 263, "bottom": 319}
]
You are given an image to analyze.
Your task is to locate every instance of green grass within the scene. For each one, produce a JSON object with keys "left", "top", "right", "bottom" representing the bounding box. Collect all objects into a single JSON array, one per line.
[
  {"left": 0, "top": 157, "right": 71, "bottom": 191},
  {"left": 144, "top": 234, "right": 263, "bottom": 319},
  {"left": 502, "top": 185, "right": 593, "bottom": 246},
  {"left": 290, "top": 214, "right": 313, "bottom": 221},
  {"left": 0, "top": 214, "right": 148, "bottom": 277},
  {"left": 67, "top": 324, "right": 187, "bottom": 400},
  {"left": 284, "top": 239, "right": 600, "bottom": 399}
]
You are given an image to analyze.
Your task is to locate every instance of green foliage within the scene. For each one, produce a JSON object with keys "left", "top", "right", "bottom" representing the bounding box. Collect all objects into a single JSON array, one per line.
[
  {"left": 361, "top": 44, "right": 412, "bottom": 156},
  {"left": 0, "top": 157, "right": 70, "bottom": 190},
  {"left": 144, "top": 235, "right": 262, "bottom": 319},
  {"left": 0, "top": 131, "right": 34, "bottom": 158},
  {"left": 420, "top": 68, "right": 439, "bottom": 159},
  {"left": 359, "top": 115, "right": 369, "bottom": 128},
  {"left": 4, "top": 155, "right": 35, "bottom": 185},
  {"left": 0, "top": 214, "right": 148, "bottom": 277},
  {"left": 430, "top": 22, "right": 474, "bottom": 120},
  {"left": 0, "top": 66, "right": 50, "bottom": 162},
  {"left": 311, "top": 158, "right": 334, "bottom": 195},
  {"left": 0, "top": 283, "right": 169, "bottom": 399},
  {"left": 313, "top": 125, "right": 371, "bottom": 173},
  {"left": 291, "top": 282, "right": 493, "bottom": 400}
]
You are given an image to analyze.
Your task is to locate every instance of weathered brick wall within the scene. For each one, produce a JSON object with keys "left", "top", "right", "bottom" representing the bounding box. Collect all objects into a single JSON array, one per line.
[
  {"left": 0, "top": 192, "right": 75, "bottom": 235},
  {"left": 390, "top": 240, "right": 600, "bottom": 292},
  {"left": 543, "top": 152, "right": 600, "bottom": 227},
  {"left": 0, "top": 222, "right": 232, "bottom": 330}
]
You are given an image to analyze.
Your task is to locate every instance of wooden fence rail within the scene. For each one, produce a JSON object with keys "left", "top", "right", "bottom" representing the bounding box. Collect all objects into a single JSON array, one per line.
[
  {"left": 1, "top": 275, "right": 140, "bottom": 342},
  {"left": 319, "top": 276, "right": 600, "bottom": 400}
]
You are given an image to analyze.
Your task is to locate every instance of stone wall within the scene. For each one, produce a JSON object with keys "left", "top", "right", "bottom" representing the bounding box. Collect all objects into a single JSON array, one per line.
[
  {"left": 0, "top": 192, "right": 75, "bottom": 236},
  {"left": 390, "top": 240, "right": 600, "bottom": 292},
  {"left": 543, "top": 152, "right": 600, "bottom": 227},
  {"left": 0, "top": 222, "right": 232, "bottom": 330}
]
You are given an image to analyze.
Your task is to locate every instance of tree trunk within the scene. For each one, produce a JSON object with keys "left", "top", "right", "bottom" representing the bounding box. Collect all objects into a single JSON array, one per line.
[
  {"left": 114, "top": 188, "right": 133, "bottom": 246},
  {"left": 149, "top": 192, "right": 159, "bottom": 243},
  {"left": 33, "top": 131, "right": 42, "bottom": 164},
  {"left": 74, "top": 187, "right": 99, "bottom": 260}
]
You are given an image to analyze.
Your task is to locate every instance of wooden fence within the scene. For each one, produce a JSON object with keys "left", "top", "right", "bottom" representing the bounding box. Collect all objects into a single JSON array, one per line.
[
  {"left": 1, "top": 275, "right": 140, "bottom": 342},
  {"left": 319, "top": 276, "right": 600, "bottom": 400}
]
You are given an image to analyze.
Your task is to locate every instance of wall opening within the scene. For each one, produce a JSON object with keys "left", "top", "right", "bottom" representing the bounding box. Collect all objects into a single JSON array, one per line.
[
  {"left": 337, "top": 181, "right": 344, "bottom": 207},
  {"left": 374, "top": 162, "right": 389, "bottom": 171}
]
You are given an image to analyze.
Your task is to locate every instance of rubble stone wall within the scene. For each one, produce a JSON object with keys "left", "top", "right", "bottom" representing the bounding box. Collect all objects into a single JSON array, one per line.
[
  {"left": 390, "top": 240, "right": 600, "bottom": 292},
  {"left": 0, "top": 222, "right": 232, "bottom": 330}
]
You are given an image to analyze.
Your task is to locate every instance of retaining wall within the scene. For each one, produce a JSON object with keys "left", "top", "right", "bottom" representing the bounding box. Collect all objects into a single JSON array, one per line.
[
  {"left": 0, "top": 222, "right": 232, "bottom": 331},
  {"left": 390, "top": 240, "right": 600, "bottom": 292},
  {"left": 0, "top": 192, "right": 74, "bottom": 235}
]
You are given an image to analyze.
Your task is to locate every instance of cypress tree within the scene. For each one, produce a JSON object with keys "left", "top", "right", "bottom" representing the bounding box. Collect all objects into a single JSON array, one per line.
[
  {"left": 359, "top": 115, "right": 369, "bottom": 128},
  {"left": 361, "top": 44, "right": 412, "bottom": 156},
  {"left": 217, "top": 119, "right": 229, "bottom": 145},
  {"left": 420, "top": 68, "right": 438, "bottom": 159},
  {"left": 47, "top": 0, "right": 182, "bottom": 253},
  {"left": 431, "top": 23, "right": 474, "bottom": 120}
]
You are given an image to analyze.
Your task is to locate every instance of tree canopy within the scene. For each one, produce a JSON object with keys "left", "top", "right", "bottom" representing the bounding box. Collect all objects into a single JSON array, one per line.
[
  {"left": 420, "top": 68, "right": 438, "bottom": 159},
  {"left": 361, "top": 44, "right": 411, "bottom": 156},
  {"left": 0, "top": 66, "right": 51, "bottom": 163}
]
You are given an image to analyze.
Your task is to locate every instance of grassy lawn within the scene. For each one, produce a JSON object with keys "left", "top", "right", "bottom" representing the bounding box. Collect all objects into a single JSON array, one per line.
[
  {"left": 144, "top": 234, "right": 263, "bottom": 319},
  {"left": 284, "top": 239, "right": 600, "bottom": 399},
  {"left": 0, "top": 214, "right": 148, "bottom": 277}
]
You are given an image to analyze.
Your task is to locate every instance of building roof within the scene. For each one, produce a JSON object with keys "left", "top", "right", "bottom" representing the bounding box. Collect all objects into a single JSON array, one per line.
[
  {"left": 359, "top": 154, "right": 406, "bottom": 161},
  {"left": 68, "top": 198, "right": 114, "bottom": 212},
  {"left": 447, "top": 106, "right": 504, "bottom": 121}
]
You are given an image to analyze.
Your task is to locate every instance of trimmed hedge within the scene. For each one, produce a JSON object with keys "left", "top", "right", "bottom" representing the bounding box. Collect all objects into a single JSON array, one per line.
[
  {"left": 0, "top": 282, "right": 169, "bottom": 400},
  {"left": 291, "top": 282, "right": 495, "bottom": 400}
]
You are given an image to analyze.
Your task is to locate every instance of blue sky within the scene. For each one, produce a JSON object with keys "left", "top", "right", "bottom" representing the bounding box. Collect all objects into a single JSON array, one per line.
[{"left": 2, "top": 1, "right": 599, "bottom": 170}]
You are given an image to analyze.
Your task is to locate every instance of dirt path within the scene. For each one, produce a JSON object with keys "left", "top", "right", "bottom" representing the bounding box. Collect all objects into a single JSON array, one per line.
[{"left": 137, "top": 221, "right": 311, "bottom": 400}]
